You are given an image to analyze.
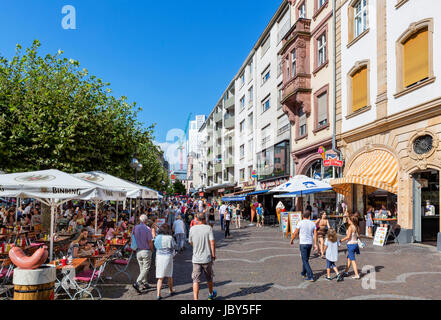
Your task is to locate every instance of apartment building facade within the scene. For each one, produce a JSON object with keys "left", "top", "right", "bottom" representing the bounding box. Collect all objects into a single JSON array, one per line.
[{"left": 330, "top": 0, "right": 441, "bottom": 249}]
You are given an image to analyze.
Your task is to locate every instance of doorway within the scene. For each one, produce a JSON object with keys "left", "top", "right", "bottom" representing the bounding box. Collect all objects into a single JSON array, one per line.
[{"left": 412, "top": 170, "right": 440, "bottom": 244}]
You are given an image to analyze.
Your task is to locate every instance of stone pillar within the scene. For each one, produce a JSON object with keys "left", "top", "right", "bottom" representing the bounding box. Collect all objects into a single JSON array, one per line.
[{"left": 355, "top": 184, "right": 365, "bottom": 214}]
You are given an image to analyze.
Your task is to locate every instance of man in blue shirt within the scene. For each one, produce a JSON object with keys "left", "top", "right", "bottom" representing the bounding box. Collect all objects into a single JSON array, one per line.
[{"left": 133, "top": 214, "right": 154, "bottom": 293}]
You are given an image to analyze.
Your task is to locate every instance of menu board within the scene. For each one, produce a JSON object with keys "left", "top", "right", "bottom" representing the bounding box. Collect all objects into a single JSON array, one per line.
[
  {"left": 288, "top": 212, "right": 302, "bottom": 236},
  {"left": 156, "top": 218, "right": 166, "bottom": 227},
  {"left": 281, "top": 212, "right": 289, "bottom": 237},
  {"left": 373, "top": 227, "right": 388, "bottom": 246}
]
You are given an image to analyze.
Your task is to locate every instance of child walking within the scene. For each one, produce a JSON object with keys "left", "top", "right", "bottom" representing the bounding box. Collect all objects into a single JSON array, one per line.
[{"left": 323, "top": 228, "right": 342, "bottom": 281}]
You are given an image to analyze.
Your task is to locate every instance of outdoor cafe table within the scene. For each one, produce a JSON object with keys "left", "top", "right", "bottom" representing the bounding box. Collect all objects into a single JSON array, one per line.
[
  {"left": 49, "top": 258, "right": 87, "bottom": 300},
  {"left": 372, "top": 218, "right": 398, "bottom": 243}
]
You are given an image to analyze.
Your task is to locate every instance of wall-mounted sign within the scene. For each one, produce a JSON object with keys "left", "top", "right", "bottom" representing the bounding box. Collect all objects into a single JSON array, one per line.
[{"left": 324, "top": 159, "right": 343, "bottom": 167}]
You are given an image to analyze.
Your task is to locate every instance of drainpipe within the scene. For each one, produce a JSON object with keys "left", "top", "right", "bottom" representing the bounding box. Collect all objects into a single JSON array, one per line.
[{"left": 332, "top": 0, "right": 343, "bottom": 171}]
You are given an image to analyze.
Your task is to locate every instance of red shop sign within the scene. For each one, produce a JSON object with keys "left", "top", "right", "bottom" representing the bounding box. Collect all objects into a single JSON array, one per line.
[{"left": 324, "top": 159, "right": 343, "bottom": 167}]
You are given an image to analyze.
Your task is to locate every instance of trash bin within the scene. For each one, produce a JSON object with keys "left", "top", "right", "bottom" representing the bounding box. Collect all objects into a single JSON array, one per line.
[{"left": 13, "top": 265, "right": 56, "bottom": 300}]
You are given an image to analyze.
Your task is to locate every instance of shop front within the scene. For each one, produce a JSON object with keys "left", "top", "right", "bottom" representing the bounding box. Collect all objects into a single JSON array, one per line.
[
  {"left": 333, "top": 126, "right": 441, "bottom": 250},
  {"left": 292, "top": 139, "right": 340, "bottom": 213}
]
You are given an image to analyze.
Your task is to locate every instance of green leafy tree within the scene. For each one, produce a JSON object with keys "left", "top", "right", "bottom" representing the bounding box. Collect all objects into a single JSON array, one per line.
[
  {"left": 0, "top": 40, "right": 170, "bottom": 192},
  {"left": 172, "top": 179, "right": 187, "bottom": 195}
]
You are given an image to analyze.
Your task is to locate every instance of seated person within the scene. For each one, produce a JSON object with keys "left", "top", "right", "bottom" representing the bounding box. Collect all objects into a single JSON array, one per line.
[
  {"left": 67, "top": 234, "right": 93, "bottom": 271},
  {"left": 105, "top": 221, "right": 116, "bottom": 242}
]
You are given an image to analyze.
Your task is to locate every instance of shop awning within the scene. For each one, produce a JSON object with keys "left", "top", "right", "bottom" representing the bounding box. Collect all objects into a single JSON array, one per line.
[
  {"left": 330, "top": 150, "right": 398, "bottom": 196},
  {"left": 222, "top": 196, "right": 246, "bottom": 202},
  {"left": 246, "top": 190, "right": 269, "bottom": 196}
]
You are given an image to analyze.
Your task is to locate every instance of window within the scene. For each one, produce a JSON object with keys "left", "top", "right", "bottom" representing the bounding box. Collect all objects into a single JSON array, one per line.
[
  {"left": 248, "top": 113, "right": 253, "bottom": 132},
  {"left": 262, "top": 66, "right": 271, "bottom": 85},
  {"left": 278, "top": 86, "right": 283, "bottom": 110},
  {"left": 351, "top": 66, "right": 368, "bottom": 112},
  {"left": 285, "top": 56, "right": 290, "bottom": 79},
  {"left": 240, "top": 168, "right": 245, "bottom": 181},
  {"left": 277, "top": 115, "right": 290, "bottom": 135},
  {"left": 240, "top": 145, "right": 245, "bottom": 158},
  {"left": 240, "top": 72, "right": 245, "bottom": 86},
  {"left": 403, "top": 27, "right": 429, "bottom": 88},
  {"left": 240, "top": 96, "right": 245, "bottom": 110},
  {"left": 240, "top": 120, "right": 245, "bottom": 133},
  {"left": 261, "top": 125, "right": 271, "bottom": 147},
  {"left": 395, "top": 19, "right": 434, "bottom": 98},
  {"left": 292, "top": 50, "right": 297, "bottom": 76},
  {"left": 354, "top": 0, "right": 368, "bottom": 38},
  {"left": 318, "top": 0, "right": 326, "bottom": 8},
  {"left": 248, "top": 139, "right": 254, "bottom": 158},
  {"left": 277, "top": 55, "right": 282, "bottom": 77},
  {"left": 261, "top": 36, "right": 271, "bottom": 57},
  {"left": 317, "top": 92, "right": 328, "bottom": 128},
  {"left": 248, "top": 86, "right": 254, "bottom": 105},
  {"left": 299, "top": 2, "right": 306, "bottom": 18},
  {"left": 248, "top": 60, "right": 253, "bottom": 79},
  {"left": 317, "top": 33, "right": 327, "bottom": 66},
  {"left": 248, "top": 166, "right": 253, "bottom": 179},
  {"left": 262, "top": 96, "right": 271, "bottom": 113},
  {"left": 299, "top": 107, "right": 307, "bottom": 137}
]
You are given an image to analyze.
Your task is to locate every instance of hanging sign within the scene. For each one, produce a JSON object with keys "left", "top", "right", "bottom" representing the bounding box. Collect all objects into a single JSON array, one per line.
[
  {"left": 324, "top": 159, "right": 344, "bottom": 167},
  {"left": 373, "top": 227, "right": 388, "bottom": 246}
]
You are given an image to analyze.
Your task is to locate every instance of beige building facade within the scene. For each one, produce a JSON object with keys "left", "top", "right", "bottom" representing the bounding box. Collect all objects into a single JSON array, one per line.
[{"left": 332, "top": 0, "right": 441, "bottom": 250}]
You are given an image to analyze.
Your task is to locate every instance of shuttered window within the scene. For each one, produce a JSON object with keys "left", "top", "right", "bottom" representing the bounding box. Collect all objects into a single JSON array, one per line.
[
  {"left": 403, "top": 28, "right": 429, "bottom": 88},
  {"left": 352, "top": 66, "right": 368, "bottom": 112},
  {"left": 317, "top": 92, "right": 328, "bottom": 127}
]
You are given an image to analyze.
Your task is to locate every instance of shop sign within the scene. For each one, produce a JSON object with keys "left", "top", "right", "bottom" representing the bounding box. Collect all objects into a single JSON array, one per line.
[
  {"left": 373, "top": 227, "right": 388, "bottom": 246},
  {"left": 324, "top": 159, "right": 343, "bottom": 167},
  {"left": 199, "top": 192, "right": 204, "bottom": 197},
  {"left": 260, "top": 177, "right": 289, "bottom": 190}
]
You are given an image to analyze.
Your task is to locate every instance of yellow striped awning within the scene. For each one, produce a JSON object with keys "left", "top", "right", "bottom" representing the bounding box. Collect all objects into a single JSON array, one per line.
[{"left": 330, "top": 150, "right": 398, "bottom": 196}]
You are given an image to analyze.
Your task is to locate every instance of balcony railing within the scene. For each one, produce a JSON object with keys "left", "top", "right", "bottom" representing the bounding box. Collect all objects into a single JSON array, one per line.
[
  {"left": 261, "top": 136, "right": 271, "bottom": 148},
  {"left": 214, "top": 111, "right": 222, "bottom": 123},
  {"left": 278, "top": 124, "right": 290, "bottom": 136},
  {"left": 224, "top": 96, "right": 235, "bottom": 109},
  {"left": 224, "top": 116, "right": 235, "bottom": 129},
  {"left": 215, "top": 163, "right": 222, "bottom": 173},
  {"left": 224, "top": 157, "right": 234, "bottom": 169}
]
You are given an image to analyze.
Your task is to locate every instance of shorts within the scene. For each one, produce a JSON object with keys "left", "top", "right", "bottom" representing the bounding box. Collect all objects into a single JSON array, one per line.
[
  {"left": 326, "top": 259, "right": 336, "bottom": 269},
  {"left": 347, "top": 244, "right": 360, "bottom": 261},
  {"left": 192, "top": 262, "right": 214, "bottom": 283},
  {"left": 257, "top": 214, "right": 263, "bottom": 222}
]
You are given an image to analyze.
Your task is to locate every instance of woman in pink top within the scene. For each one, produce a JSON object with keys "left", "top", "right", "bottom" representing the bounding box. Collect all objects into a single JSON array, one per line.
[{"left": 105, "top": 221, "right": 116, "bottom": 241}]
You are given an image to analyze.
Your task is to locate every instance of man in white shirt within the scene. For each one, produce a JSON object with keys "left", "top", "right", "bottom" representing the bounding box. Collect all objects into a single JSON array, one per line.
[
  {"left": 290, "top": 210, "right": 317, "bottom": 281},
  {"left": 219, "top": 203, "right": 227, "bottom": 231}
]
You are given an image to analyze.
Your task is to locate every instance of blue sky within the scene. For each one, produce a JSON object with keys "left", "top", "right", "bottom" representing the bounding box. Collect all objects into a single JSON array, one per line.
[{"left": 0, "top": 0, "right": 281, "bottom": 146}]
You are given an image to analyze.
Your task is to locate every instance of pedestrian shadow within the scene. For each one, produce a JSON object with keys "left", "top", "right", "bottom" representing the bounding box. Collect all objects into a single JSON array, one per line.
[
  {"left": 217, "top": 283, "right": 274, "bottom": 300},
  {"left": 169, "top": 280, "right": 233, "bottom": 296}
]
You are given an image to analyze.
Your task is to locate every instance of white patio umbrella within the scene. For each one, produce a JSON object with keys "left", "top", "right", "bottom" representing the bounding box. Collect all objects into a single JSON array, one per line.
[
  {"left": 0, "top": 169, "right": 125, "bottom": 261},
  {"left": 269, "top": 175, "right": 332, "bottom": 196}
]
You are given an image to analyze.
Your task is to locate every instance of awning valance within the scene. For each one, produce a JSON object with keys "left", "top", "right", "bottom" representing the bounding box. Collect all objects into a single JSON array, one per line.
[
  {"left": 222, "top": 196, "right": 246, "bottom": 202},
  {"left": 330, "top": 150, "right": 398, "bottom": 196}
]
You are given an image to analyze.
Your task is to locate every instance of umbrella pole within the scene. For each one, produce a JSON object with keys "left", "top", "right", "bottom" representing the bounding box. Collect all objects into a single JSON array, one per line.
[
  {"left": 95, "top": 201, "right": 98, "bottom": 235},
  {"left": 116, "top": 201, "right": 119, "bottom": 229},
  {"left": 15, "top": 198, "right": 20, "bottom": 222},
  {"left": 129, "top": 199, "right": 132, "bottom": 221},
  {"left": 50, "top": 202, "right": 55, "bottom": 262}
]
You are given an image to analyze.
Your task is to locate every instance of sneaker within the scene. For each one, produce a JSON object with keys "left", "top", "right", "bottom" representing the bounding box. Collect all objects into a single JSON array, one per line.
[
  {"left": 351, "top": 275, "right": 361, "bottom": 280},
  {"left": 156, "top": 296, "right": 162, "bottom": 300},
  {"left": 325, "top": 276, "right": 332, "bottom": 281},
  {"left": 343, "top": 272, "right": 349, "bottom": 277},
  {"left": 336, "top": 273, "right": 344, "bottom": 282},
  {"left": 305, "top": 278, "right": 314, "bottom": 282},
  {"left": 301, "top": 274, "right": 306, "bottom": 279},
  {"left": 132, "top": 282, "right": 142, "bottom": 294},
  {"left": 166, "top": 291, "right": 176, "bottom": 298},
  {"left": 208, "top": 290, "right": 217, "bottom": 300}
]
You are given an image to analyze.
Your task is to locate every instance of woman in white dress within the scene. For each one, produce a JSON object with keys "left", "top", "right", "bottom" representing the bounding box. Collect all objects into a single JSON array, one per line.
[{"left": 154, "top": 223, "right": 176, "bottom": 300}]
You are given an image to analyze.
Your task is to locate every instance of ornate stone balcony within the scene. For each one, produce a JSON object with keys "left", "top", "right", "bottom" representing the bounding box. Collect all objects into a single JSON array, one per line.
[{"left": 278, "top": 18, "right": 312, "bottom": 124}]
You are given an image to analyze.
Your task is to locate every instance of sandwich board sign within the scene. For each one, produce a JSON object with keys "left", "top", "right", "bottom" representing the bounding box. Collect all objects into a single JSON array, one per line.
[
  {"left": 288, "top": 212, "right": 302, "bottom": 236},
  {"left": 281, "top": 212, "right": 289, "bottom": 237},
  {"left": 373, "top": 227, "right": 388, "bottom": 246}
]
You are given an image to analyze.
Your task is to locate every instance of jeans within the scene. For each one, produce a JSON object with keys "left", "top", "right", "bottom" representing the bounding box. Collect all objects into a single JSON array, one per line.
[
  {"left": 220, "top": 215, "right": 225, "bottom": 230},
  {"left": 136, "top": 250, "right": 152, "bottom": 285},
  {"left": 175, "top": 233, "right": 185, "bottom": 250},
  {"left": 224, "top": 220, "right": 230, "bottom": 238},
  {"left": 299, "top": 244, "right": 313, "bottom": 280}
]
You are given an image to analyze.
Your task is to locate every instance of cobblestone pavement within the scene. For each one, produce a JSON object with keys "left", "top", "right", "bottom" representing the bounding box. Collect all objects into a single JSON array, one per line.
[{"left": 95, "top": 220, "right": 441, "bottom": 300}]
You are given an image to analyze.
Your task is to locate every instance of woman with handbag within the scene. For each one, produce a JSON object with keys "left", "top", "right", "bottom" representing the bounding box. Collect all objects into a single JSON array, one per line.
[{"left": 316, "top": 212, "right": 330, "bottom": 259}]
